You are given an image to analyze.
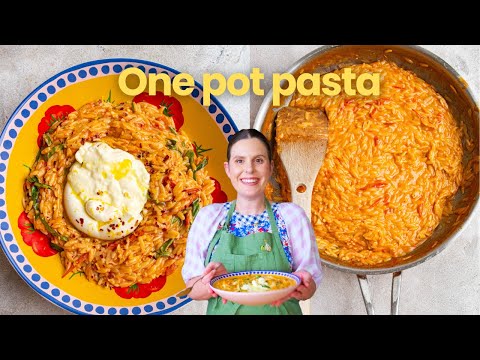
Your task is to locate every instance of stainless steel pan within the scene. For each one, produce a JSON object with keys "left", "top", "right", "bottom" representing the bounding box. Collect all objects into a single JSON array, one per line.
[{"left": 253, "top": 45, "right": 479, "bottom": 314}]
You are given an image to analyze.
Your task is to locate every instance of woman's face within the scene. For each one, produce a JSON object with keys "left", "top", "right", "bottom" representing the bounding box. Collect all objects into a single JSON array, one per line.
[{"left": 224, "top": 137, "right": 273, "bottom": 201}]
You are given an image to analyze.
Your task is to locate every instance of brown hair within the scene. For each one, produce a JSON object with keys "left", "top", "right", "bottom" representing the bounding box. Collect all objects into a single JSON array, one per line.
[{"left": 226, "top": 129, "right": 272, "bottom": 162}]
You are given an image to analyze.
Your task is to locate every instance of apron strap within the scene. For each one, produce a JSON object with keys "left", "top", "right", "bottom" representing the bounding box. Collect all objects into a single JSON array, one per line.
[
  {"left": 222, "top": 200, "right": 237, "bottom": 230},
  {"left": 205, "top": 201, "right": 235, "bottom": 265},
  {"left": 265, "top": 199, "right": 282, "bottom": 246}
]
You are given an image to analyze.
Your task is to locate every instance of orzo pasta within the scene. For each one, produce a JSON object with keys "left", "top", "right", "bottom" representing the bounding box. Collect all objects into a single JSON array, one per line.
[
  {"left": 271, "top": 60, "right": 464, "bottom": 266},
  {"left": 22, "top": 98, "right": 215, "bottom": 289}
]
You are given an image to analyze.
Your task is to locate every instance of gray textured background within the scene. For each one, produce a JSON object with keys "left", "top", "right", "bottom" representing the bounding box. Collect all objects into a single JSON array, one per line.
[{"left": 0, "top": 45, "right": 478, "bottom": 315}]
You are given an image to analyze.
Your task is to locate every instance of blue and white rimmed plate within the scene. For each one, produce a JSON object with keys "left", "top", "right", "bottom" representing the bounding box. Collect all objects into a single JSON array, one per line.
[
  {"left": 0, "top": 58, "right": 238, "bottom": 315},
  {"left": 210, "top": 270, "right": 301, "bottom": 306}
]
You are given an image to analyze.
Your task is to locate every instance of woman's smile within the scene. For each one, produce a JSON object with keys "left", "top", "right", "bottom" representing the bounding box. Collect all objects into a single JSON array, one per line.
[{"left": 240, "top": 177, "right": 260, "bottom": 185}]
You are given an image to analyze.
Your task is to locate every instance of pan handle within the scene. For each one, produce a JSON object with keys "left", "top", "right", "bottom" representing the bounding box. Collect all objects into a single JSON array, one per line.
[{"left": 356, "top": 271, "right": 402, "bottom": 315}]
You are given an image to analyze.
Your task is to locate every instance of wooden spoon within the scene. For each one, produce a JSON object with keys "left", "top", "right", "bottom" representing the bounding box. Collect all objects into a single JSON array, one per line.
[{"left": 275, "top": 106, "right": 329, "bottom": 315}]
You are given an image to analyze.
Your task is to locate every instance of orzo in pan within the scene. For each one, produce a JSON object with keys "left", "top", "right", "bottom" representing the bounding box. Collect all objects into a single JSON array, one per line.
[{"left": 270, "top": 60, "right": 469, "bottom": 267}]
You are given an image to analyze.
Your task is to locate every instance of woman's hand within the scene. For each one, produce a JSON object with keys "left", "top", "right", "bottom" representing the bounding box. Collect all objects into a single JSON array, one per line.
[
  {"left": 187, "top": 262, "right": 228, "bottom": 301},
  {"left": 203, "top": 262, "right": 229, "bottom": 303},
  {"left": 270, "top": 270, "right": 316, "bottom": 307},
  {"left": 202, "top": 262, "right": 228, "bottom": 284}
]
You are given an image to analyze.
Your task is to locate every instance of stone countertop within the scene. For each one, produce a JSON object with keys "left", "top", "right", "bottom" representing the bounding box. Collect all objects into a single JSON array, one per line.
[{"left": 0, "top": 45, "right": 478, "bottom": 315}]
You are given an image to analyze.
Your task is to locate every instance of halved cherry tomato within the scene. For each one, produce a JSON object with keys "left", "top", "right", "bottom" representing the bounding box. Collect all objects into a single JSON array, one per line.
[
  {"left": 37, "top": 105, "right": 75, "bottom": 147},
  {"left": 115, "top": 283, "right": 150, "bottom": 299},
  {"left": 133, "top": 92, "right": 184, "bottom": 131},
  {"left": 211, "top": 178, "right": 221, "bottom": 193},
  {"left": 212, "top": 190, "right": 228, "bottom": 203},
  {"left": 114, "top": 285, "right": 135, "bottom": 299},
  {"left": 210, "top": 177, "right": 228, "bottom": 203},
  {"left": 133, "top": 92, "right": 164, "bottom": 108},
  {"left": 30, "top": 231, "right": 57, "bottom": 257},
  {"left": 44, "top": 105, "right": 75, "bottom": 120},
  {"left": 20, "top": 228, "right": 35, "bottom": 246},
  {"left": 171, "top": 113, "right": 184, "bottom": 132},
  {"left": 134, "top": 284, "right": 153, "bottom": 299},
  {"left": 18, "top": 211, "right": 32, "bottom": 231},
  {"left": 19, "top": 212, "right": 35, "bottom": 246},
  {"left": 143, "top": 275, "right": 167, "bottom": 293},
  {"left": 162, "top": 95, "right": 182, "bottom": 113},
  {"left": 162, "top": 95, "right": 184, "bottom": 131},
  {"left": 37, "top": 116, "right": 50, "bottom": 147},
  {"left": 114, "top": 275, "right": 167, "bottom": 299},
  {"left": 18, "top": 211, "right": 58, "bottom": 256},
  {"left": 37, "top": 117, "right": 51, "bottom": 135}
]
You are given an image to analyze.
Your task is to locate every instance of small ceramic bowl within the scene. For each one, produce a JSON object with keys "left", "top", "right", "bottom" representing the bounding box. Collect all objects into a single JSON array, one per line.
[{"left": 209, "top": 270, "right": 300, "bottom": 306}]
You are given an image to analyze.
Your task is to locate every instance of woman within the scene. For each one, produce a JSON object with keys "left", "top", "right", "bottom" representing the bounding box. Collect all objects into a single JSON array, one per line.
[{"left": 181, "top": 128, "right": 323, "bottom": 315}]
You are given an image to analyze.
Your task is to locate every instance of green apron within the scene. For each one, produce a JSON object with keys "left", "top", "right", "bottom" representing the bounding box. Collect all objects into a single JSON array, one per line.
[{"left": 204, "top": 200, "right": 302, "bottom": 315}]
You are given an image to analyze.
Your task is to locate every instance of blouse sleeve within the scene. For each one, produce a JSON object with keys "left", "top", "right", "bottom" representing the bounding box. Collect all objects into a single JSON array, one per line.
[
  {"left": 181, "top": 203, "right": 226, "bottom": 283},
  {"left": 278, "top": 202, "right": 324, "bottom": 287}
]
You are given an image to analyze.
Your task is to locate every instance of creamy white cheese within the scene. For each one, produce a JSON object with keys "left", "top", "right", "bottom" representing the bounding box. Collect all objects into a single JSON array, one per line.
[{"left": 64, "top": 142, "right": 150, "bottom": 240}]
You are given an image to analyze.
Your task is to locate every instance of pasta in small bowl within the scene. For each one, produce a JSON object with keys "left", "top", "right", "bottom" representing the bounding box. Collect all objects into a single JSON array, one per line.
[{"left": 210, "top": 270, "right": 300, "bottom": 306}]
